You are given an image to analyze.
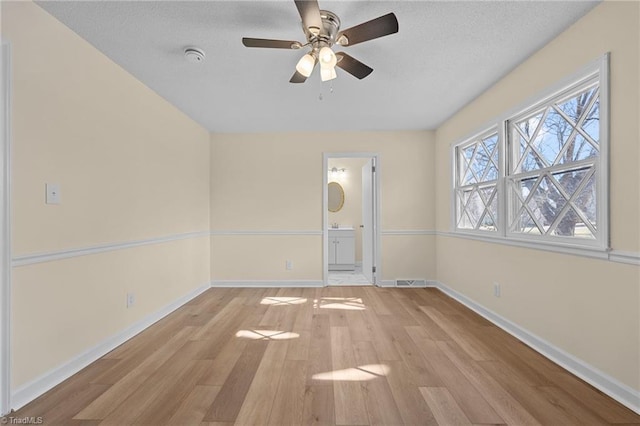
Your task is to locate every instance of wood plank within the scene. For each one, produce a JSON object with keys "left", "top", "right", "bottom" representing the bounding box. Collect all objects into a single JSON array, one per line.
[
  {"left": 345, "top": 309, "right": 373, "bottom": 342},
  {"left": 306, "top": 314, "right": 333, "bottom": 386},
  {"left": 547, "top": 371, "right": 640, "bottom": 424},
  {"left": 97, "top": 340, "right": 208, "bottom": 425},
  {"left": 383, "top": 360, "right": 438, "bottom": 425},
  {"left": 267, "top": 360, "right": 307, "bottom": 425},
  {"left": 479, "top": 360, "right": 598, "bottom": 425},
  {"left": 75, "top": 326, "right": 198, "bottom": 419},
  {"left": 362, "top": 287, "right": 392, "bottom": 315},
  {"left": 287, "top": 329, "right": 311, "bottom": 361},
  {"left": 197, "top": 335, "right": 248, "bottom": 386},
  {"left": 330, "top": 326, "right": 369, "bottom": 425},
  {"left": 362, "top": 308, "right": 401, "bottom": 361},
  {"left": 132, "top": 359, "right": 213, "bottom": 425},
  {"left": 166, "top": 385, "right": 221, "bottom": 425},
  {"left": 419, "top": 387, "right": 472, "bottom": 426},
  {"left": 405, "top": 325, "right": 503, "bottom": 424},
  {"left": 36, "top": 384, "right": 109, "bottom": 425},
  {"left": 421, "top": 306, "right": 495, "bottom": 361},
  {"left": 233, "top": 340, "right": 289, "bottom": 425},
  {"left": 191, "top": 297, "right": 247, "bottom": 341},
  {"left": 352, "top": 341, "right": 404, "bottom": 426},
  {"left": 302, "top": 384, "right": 335, "bottom": 426},
  {"left": 13, "top": 358, "right": 119, "bottom": 419},
  {"left": 437, "top": 340, "right": 541, "bottom": 425},
  {"left": 536, "top": 385, "right": 611, "bottom": 425},
  {"left": 386, "top": 324, "right": 442, "bottom": 386},
  {"left": 202, "top": 339, "right": 269, "bottom": 422}
]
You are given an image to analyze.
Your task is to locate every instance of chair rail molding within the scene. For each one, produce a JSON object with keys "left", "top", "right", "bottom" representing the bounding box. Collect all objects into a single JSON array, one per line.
[{"left": 12, "top": 230, "right": 211, "bottom": 267}]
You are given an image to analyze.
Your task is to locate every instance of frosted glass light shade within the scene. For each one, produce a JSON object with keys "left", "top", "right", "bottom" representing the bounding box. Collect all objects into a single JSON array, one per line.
[
  {"left": 321, "top": 66, "right": 337, "bottom": 82},
  {"left": 295, "top": 54, "right": 316, "bottom": 77},
  {"left": 319, "top": 47, "right": 337, "bottom": 68}
]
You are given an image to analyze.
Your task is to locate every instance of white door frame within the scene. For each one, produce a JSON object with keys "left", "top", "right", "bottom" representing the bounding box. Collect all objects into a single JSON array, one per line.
[
  {"left": 1, "top": 41, "right": 12, "bottom": 415},
  {"left": 322, "top": 152, "right": 381, "bottom": 286}
]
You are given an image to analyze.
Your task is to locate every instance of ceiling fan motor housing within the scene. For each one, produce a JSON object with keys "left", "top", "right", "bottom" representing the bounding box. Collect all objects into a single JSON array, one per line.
[{"left": 305, "top": 10, "right": 341, "bottom": 47}]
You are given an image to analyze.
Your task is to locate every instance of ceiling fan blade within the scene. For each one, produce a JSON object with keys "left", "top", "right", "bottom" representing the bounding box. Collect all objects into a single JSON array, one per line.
[
  {"left": 335, "top": 52, "right": 373, "bottom": 79},
  {"left": 290, "top": 70, "right": 309, "bottom": 83},
  {"left": 337, "top": 13, "right": 398, "bottom": 47},
  {"left": 242, "top": 37, "right": 301, "bottom": 49},
  {"left": 294, "top": 0, "right": 323, "bottom": 34}
]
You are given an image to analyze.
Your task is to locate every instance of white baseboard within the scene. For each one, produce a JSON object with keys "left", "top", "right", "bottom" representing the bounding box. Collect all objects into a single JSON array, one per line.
[
  {"left": 10, "top": 282, "right": 211, "bottom": 411},
  {"left": 210, "top": 280, "right": 324, "bottom": 288},
  {"left": 430, "top": 280, "right": 640, "bottom": 415}
]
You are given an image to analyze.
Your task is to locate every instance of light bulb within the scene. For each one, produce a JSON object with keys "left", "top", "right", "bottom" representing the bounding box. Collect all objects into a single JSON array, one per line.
[
  {"left": 321, "top": 66, "right": 337, "bottom": 82},
  {"left": 295, "top": 53, "right": 315, "bottom": 77},
  {"left": 318, "top": 47, "right": 337, "bottom": 68}
]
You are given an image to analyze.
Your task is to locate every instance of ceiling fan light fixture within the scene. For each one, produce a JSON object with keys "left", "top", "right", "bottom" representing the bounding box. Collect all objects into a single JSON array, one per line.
[
  {"left": 296, "top": 53, "right": 316, "bottom": 77},
  {"left": 319, "top": 46, "right": 337, "bottom": 69},
  {"left": 320, "top": 66, "right": 337, "bottom": 82}
]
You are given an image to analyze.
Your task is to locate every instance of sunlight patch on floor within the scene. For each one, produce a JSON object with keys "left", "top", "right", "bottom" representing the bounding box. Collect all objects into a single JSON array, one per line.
[
  {"left": 260, "top": 297, "right": 307, "bottom": 306},
  {"left": 313, "top": 297, "right": 366, "bottom": 310},
  {"left": 312, "top": 364, "right": 390, "bottom": 381},
  {"left": 235, "top": 330, "right": 300, "bottom": 340}
]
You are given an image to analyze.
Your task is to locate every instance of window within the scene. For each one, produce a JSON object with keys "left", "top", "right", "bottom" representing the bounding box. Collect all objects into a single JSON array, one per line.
[
  {"left": 454, "top": 130, "right": 499, "bottom": 232},
  {"left": 452, "top": 55, "right": 608, "bottom": 250}
]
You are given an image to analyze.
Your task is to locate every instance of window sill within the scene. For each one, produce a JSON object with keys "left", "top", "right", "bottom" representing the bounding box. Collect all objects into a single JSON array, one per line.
[{"left": 446, "top": 229, "right": 610, "bottom": 261}]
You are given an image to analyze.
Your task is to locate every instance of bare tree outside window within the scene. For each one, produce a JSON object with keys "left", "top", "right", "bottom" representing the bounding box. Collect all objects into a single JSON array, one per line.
[
  {"left": 508, "top": 83, "right": 599, "bottom": 238},
  {"left": 455, "top": 132, "right": 499, "bottom": 232}
]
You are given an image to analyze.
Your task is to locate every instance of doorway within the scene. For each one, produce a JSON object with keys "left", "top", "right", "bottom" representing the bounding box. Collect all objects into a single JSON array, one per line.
[{"left": 323, "top": 153, "right": 380, "bottom": 286}]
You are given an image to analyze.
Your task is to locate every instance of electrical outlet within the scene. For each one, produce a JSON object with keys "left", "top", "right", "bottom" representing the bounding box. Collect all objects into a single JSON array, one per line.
[
  {"left": 46, "top": 183, "right": 61, "bottom": 205},
  {"left": 126, "top": 292, "right": 136, "bottom": 308},
  {"left": 286, "top": 260, "right": 293, "bottom": 270},
  {"left": 493, "top": 282, "right": 501, "bottom": 298}
]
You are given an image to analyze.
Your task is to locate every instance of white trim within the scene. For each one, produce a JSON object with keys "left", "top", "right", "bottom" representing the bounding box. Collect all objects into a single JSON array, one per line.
[
  {"left": 210, "top": 280, "right": 324, "bottom": 288},
  {"left": 441, "top": 230, "right": 609, "bottom": 260},
  {"left": 381, "top": 230, "right": 436, "bottom": 236},
  {"left": 609, "top": 250, "right": 640, "bottom": 266},
  {"left": 0, "top": 41, "right": 12, "bottom": 416},
  {"left": 11, "top": 282, "right": 211, "bottom": 411},
  {"left": 430, "top": 280, "right": 640, "bottom": 415},
  {"left": 12, "top": 230, "right": 210, "bottom": 267},
  {"left": 210, "top": 230, "right": 322, "bottom": 236},
  {"left": 437, "top": 230, "right": 640, "bottom": 265}
]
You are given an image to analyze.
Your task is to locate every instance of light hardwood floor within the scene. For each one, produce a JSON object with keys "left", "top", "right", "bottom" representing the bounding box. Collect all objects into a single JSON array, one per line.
[{"left": 9, "top": 287, "right": 640, "bottom": 425}]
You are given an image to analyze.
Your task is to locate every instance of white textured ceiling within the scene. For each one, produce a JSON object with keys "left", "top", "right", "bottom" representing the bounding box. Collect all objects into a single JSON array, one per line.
[{"left": 36, "top": 1, "right": 599, "bottom": 133}]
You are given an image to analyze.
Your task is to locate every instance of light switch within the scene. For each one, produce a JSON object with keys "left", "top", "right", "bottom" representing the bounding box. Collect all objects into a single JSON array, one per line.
[{"left": 46, "top": 183, "right": 61, "bottom": 205}]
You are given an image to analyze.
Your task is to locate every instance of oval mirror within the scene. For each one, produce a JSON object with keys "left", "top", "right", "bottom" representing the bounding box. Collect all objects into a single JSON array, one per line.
[{"left": 328, "top": 182, "right": 345, "bottom": 212}]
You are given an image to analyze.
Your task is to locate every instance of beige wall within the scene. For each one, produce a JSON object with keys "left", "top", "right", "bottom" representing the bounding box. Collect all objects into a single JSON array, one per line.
[
  {"left": 328, "top": 157, "right": 368, "bottom": 261},
  {"left": 210, "top": 131, "right": 435, "bottom": 282},
  {"left": 3, "top": 1, "right": 210, "bottom": 389},
  {"left": 435, "top": 1, "right": 639, "bottom": 390}
]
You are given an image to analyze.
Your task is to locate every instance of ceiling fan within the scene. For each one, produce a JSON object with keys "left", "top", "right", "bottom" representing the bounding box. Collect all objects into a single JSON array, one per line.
[{"left": 241, "top": 0, "right": 398, "bottom": 83}]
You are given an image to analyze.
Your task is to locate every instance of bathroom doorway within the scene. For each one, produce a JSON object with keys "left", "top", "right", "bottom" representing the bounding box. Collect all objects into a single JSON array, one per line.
[{"left": 323, "top": 153, "right": 380, "bottom": 286}]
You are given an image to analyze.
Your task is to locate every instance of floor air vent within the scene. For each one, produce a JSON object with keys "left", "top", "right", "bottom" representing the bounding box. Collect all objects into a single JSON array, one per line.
[{"left": 395, "top": 279, "right": 427, "bottom": 287}]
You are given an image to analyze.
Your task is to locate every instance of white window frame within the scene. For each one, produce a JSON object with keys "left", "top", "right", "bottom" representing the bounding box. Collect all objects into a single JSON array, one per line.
[
  {"left": 452, "top": 126, "right": 502, "bottom": 236},
  {"left": 451, "top": 53, "right": 609, "bottom": 254}
]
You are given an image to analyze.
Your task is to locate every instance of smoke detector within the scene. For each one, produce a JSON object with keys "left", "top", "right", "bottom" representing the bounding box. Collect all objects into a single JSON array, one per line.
[{"left": 184, "top": 47, "right": 205, "bottom": 63}]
